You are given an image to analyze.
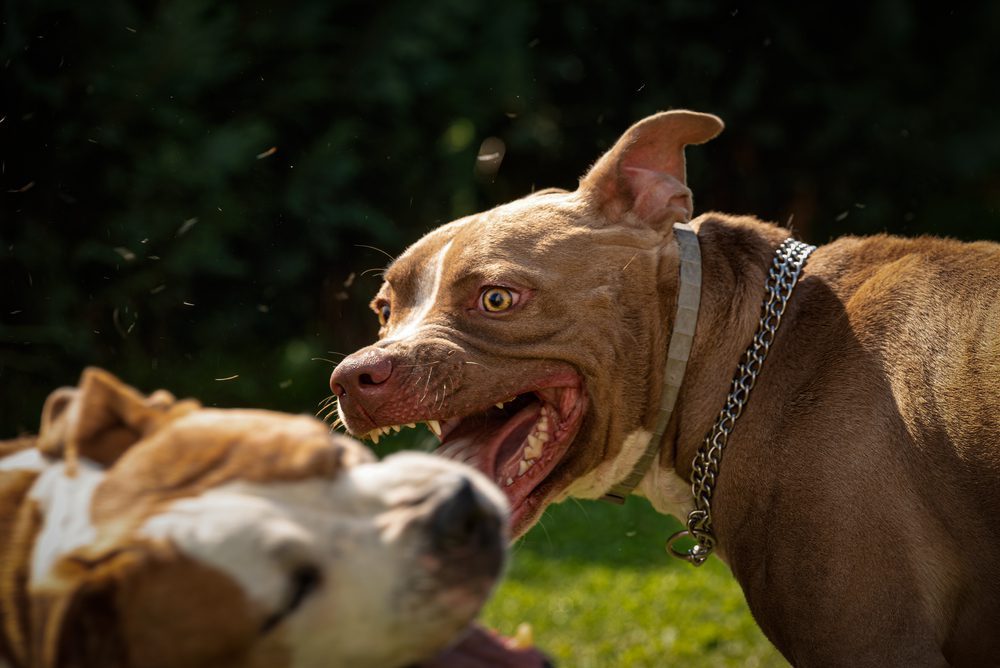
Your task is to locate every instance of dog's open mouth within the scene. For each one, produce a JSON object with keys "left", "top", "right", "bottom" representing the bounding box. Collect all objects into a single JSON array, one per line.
[{"left": 362, "top": 374, "right": 587, "bottom": 532}]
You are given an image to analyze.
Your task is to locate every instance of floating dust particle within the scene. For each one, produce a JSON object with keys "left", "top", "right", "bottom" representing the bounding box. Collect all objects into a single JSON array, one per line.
[
  {"left": 279, "top": 379, "right": 293, "bottom": 389},
  {"left": 150, "top": 285, "right": 166, "bottom": 294},
  {"left": 177, "top": 218, "right": 198, "bottom": 236},
  {"left": 256, "top": 146, "right": 277, "bottom": 159},
  {"left": 114, "top": 247, "right": 136, "bottom": 261},
  {"left": 835, "top": 211, "right": 849, "bottom": 222},
  {"left": 182, "top": 301, "right": 194, "bottom": 306},
  {"left": 214, "top": 375, "right": 239, "bottom": 381},
  {"left": 125, "top": 26, "right": 137, "bottom": 33},
  {"left": 343, "top": 272, "right": 356, "bottom": 288},
  {"left": 8, "top": 181, "right": 35, "bottom": 193}
]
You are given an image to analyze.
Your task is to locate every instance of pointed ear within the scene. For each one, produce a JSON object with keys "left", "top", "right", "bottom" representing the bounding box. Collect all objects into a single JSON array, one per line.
[
  {"left": 37, "top": 368, "right": 200, "bottom": 470},
  {"left": 580, "top": 110, "right": 724, "bottom": 226}
]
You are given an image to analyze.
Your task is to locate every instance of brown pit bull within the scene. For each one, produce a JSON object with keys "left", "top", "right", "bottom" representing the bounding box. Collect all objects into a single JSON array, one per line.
[
  {"left": 0, "top": 368, "right": 548, "bottom": 668},
  {"left": 331, "top": 110, "right": 1000, "bottom": 666}
]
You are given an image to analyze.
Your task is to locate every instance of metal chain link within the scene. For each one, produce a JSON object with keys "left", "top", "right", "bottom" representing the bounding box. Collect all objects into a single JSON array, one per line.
[{"left": 666, "top": 238, "right": 816, "bottom": 565}]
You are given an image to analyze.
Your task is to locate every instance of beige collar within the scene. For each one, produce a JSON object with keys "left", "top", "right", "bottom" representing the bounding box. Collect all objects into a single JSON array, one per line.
[{"left": 602, "top": 221, "right": 702, "bottom": 503}]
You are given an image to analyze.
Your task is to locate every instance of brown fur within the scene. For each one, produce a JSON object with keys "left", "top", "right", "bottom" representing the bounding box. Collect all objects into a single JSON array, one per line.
[{"left": 332, "top": 111, "right": 1000, "bottom": 666}]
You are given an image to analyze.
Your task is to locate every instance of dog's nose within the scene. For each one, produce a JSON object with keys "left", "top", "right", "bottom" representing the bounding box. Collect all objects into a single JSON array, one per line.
[
  {"left": 430, "top": 479, "right": 502, "bottom": 551},
  {"left": 330, "top": 349, "right": 394, "bottom": 400}
]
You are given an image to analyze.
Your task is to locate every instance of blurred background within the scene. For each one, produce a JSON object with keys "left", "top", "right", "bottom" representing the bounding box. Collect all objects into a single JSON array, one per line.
[{"left": 2, "top": 2, "right": 999, "bottom": 665}]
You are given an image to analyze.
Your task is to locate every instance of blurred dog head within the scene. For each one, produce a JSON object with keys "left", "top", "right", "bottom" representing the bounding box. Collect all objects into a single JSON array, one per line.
[{"left": 1, "top": 368, "right": 508, "bottom": 668}]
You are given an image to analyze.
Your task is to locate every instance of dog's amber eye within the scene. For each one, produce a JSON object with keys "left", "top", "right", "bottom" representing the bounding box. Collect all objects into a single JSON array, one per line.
[
  {"left": 377, "top": 303, "right": 391, "bottom": 326},
  {"left": 481, "top": 287, "right": 513, "bottom": 312}
]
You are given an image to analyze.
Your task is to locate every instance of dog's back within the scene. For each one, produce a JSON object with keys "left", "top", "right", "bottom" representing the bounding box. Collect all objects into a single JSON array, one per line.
[{"left": 719, "top": 226, "right": 1000, "bottom": 665}]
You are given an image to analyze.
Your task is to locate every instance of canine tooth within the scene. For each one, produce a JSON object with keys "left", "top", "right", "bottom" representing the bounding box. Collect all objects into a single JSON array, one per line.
[
  {"left": 370, "top": 431, "right": 380, "bottom": 445},
  {"left": 427, "top": 420, "right": 442, "bottom": 438}
]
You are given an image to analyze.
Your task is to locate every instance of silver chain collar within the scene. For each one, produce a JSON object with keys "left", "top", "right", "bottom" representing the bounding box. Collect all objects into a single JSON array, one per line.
[{"left": 667, "top": 237, "right": 816, "bottom": 565}]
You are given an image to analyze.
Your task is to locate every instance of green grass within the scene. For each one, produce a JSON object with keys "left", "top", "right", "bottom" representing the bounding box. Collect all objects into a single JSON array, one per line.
[{"left": 481, "top": 498, "right": 788, "bottom": 667}]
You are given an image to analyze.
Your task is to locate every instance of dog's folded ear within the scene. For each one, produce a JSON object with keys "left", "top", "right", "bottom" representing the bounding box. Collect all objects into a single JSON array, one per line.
[
  {"left": 29, "top": 548, "right": 135, "bottom": 668},
  {"left": 37, "top": 368, "right": 201, "bottom": 470},
  {"left": 580, "top": 109, "right": 724, "bottom": 227}
]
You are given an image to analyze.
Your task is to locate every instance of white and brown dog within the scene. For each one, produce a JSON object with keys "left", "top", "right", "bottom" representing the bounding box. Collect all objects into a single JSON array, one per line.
[
  {"left": 332, "top": 111, "right": 1000, "bottom": 666},
  {"left": 0, "top": 368, "right": 519, "bottom": 668}
]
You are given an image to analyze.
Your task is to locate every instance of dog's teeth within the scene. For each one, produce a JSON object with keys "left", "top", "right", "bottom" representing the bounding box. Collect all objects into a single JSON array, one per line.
[
  {"left": 524, "top": 442, "right": 541, "bottom": 460},
  {"left": 518, "top": 459, "right": 534, "bottom": 476},
  {"left": 496, "top": 402, "right": 505, "bottom": 409},
  {"left": 537, "top": 416, "right": 549, "bottom": 433},
  {"left": 370, "top": 431, "right": 381, "bottom": 445},
  {"left": 406, "top": 423, "right": 416, "bottom": 429},
  {"left": 505, "top": 477, "right": 514, "bottom": 486},
  {"left": 427, "top": 420, "right": 442, "bottom": 438},
  {"left": 391, "top": 425, "right": 401, "bottom": 433}
]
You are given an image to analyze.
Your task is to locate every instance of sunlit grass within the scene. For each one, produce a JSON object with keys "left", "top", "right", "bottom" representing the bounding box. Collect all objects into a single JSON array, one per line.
[{"left": 482, "top": 498, "right": 788, "bottom": 667}]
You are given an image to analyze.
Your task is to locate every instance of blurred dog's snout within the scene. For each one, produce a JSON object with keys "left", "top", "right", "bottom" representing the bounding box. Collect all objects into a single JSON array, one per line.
[{"left": 431, "top": 478, "right": 502, "bottom": 551}]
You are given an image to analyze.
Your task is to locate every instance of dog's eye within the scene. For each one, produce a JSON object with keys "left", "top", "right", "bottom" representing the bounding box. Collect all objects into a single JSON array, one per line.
[
  {"left": 480, "top": 287, "right": 514, "bottom": 313},
  {"left": 377, "top": 303, "right": 391, "bottom": 326},
  {"left": 260, "top": 565, "right": 323, "bottom": 634}
]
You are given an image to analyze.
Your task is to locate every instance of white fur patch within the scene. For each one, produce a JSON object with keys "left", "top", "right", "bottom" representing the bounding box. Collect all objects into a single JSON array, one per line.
[
  {"left": 29, "top": 459, "right": 106, "bottom": 584},
  {"left": 383, "top": 239, "right": 454, "bottom": 343},
  {"left": 0, "top": 448, "right": 47, "bottom": 472},
  {"left": 560, "top": 429, "right": 655, "bottom": 501},
  {"left": 558, "top": 428, "right": 693, "bottom": 519},
  {"left": 635, "top": 461, "right": 694, "bottom": 520}
]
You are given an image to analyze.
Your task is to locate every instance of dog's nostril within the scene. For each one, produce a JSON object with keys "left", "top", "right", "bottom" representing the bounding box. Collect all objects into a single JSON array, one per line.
[
  {"left": 359, "top": 373, "right": 376, "bottom": 386},
  {"left": 331, "top": 382, "right": 347, "bottom": 398},
  {"left": 431, "top": 479, "right": 499, "bottom": 550}
]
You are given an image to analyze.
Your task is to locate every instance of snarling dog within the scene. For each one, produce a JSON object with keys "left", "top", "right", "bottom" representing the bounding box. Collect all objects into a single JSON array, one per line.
[
  {"left": 331, "top": 110, "right": 1000, "bottom": 666},
  {"left": 0, "top": 368, "right": 516, "bottom": 668}
]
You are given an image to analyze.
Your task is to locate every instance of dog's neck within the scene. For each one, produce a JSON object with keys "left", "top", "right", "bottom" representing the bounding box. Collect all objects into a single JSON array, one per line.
[{"left": 651, "top": 214, "right": 793, "bottom": 493}]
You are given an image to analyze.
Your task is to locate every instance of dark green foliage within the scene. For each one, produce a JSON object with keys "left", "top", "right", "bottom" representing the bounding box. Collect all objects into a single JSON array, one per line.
[{"left": 3, "top": 2, "right": 999, "bottom": 432}]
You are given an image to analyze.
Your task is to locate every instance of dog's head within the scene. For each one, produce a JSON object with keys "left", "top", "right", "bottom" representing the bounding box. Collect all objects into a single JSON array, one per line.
[
  {"left": 331, "top": 110, "right": 723, "bottom": 536},
  {"left": 11, "top": 368, "right": 508, "bottom": 668}
]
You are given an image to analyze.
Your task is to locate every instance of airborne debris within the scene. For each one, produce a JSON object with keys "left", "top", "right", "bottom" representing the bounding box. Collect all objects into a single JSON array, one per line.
[
  {"left": 256, "top": 146, "right": 277, "bottom": 159},
  {"left": 214, "top": 375, "right": 239, "bottom": 381},
  {"left": 114, "top": 247, "right": 136, "bottom": 262},
  {"left": 7, "top": 181, "right": 34, "bottom": 193},
  {"left": 177, "top": 218, "right": 198, "bottom": 236}
]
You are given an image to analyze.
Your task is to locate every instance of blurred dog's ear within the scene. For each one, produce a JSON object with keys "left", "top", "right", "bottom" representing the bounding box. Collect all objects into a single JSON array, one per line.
[
  {"left": 37, "top": 368, "right": 200, "bottom": 471},
  {"left": 580, "top": 110, "right": 723, "bottom": 227},
  {"left": 30, "top": 547, "right": 139, "bottom": 668}
]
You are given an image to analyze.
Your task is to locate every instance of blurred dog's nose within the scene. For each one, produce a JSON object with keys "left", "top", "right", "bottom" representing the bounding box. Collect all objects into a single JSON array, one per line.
[
  {"left": 431, "top": 479, "right": 502, "bottom": 551},
  {"left": 330, "top": 349, "right": 393, "bottom": 400}
]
